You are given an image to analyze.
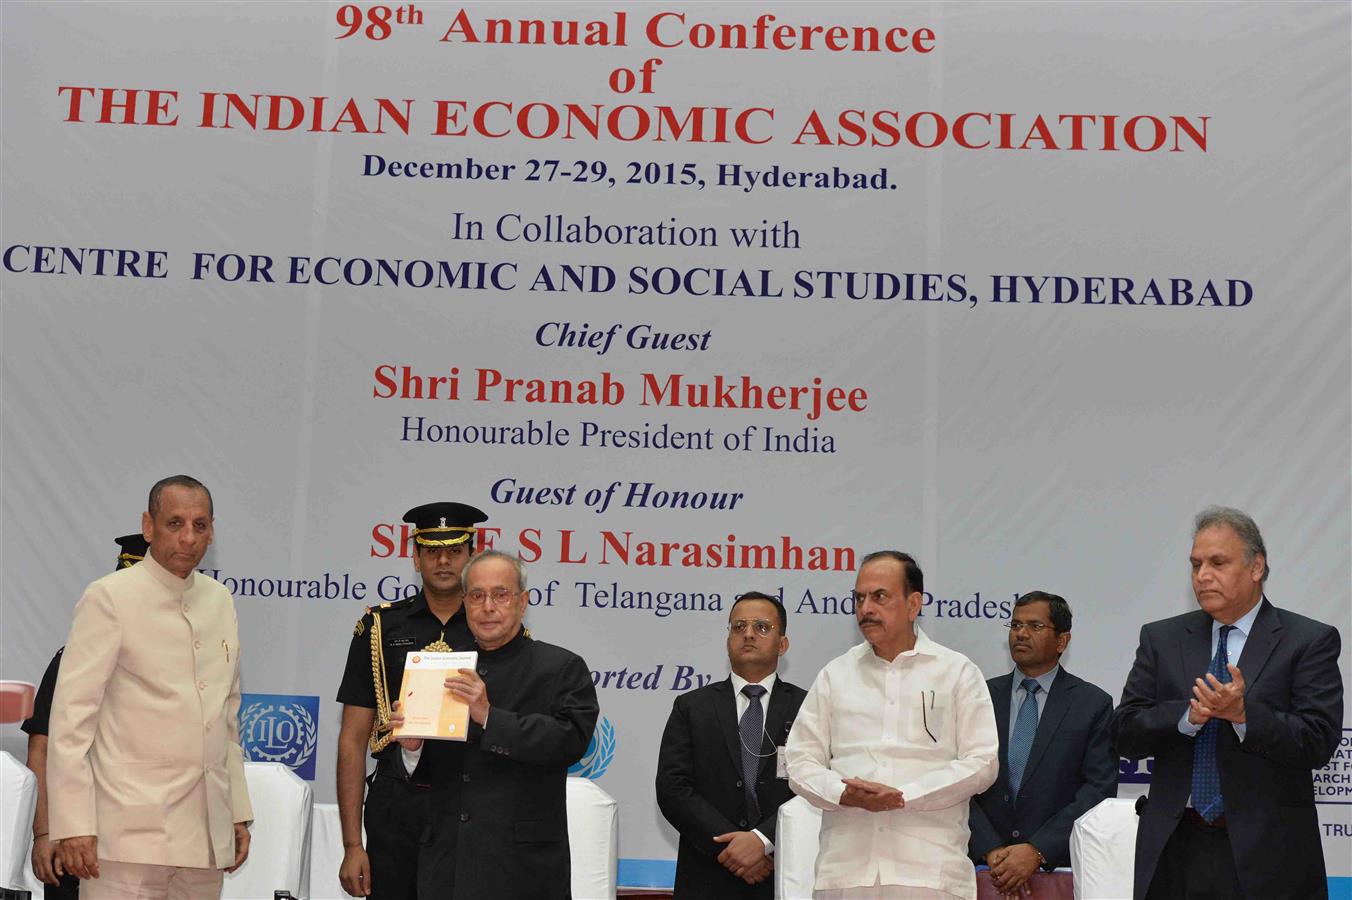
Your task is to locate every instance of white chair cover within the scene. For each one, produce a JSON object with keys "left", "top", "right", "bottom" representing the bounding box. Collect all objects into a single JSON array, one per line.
[
  {"left": 774, "top": 795, "right": 821, "bottom": 900},
  {"left": 566, "top": 776, "right": 618, "bottom": 900},
  {"left": 223, "top": 762, "right": 313, "bottom": 900},
  {"left": 308, "top": 802, "right": 359, "bottom": 900},
  {"left": 1070, "top": 796, "right": 1139, "bottom": 900},
  {"left": 1, "top": 751, "right": 38, "bottom": 891}
]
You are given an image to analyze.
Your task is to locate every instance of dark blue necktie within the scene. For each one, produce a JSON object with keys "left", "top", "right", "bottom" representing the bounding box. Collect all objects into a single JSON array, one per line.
[
  {"left": 1191, "top": 625, "right": 1235, "bottom": 822},
  {"left": 740, "top": 684, "right": 767, "bottom": 820},
  {"left": 1008, "top": 678, "right": 1041, "bottom": 793}
]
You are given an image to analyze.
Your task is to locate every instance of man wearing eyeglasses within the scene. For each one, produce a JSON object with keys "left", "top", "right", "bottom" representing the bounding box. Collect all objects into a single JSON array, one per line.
[
  {"left": 655, "top": 591, "right": 807, "bottom": 899},
  {"left": 786, "top": 550, "right": 998, "bottom": 899},
  {"left": 968, "top": 592, "right": 1117, "bottom": 899},
  {"left": 392, "top": 549, "right": 598, "bottom": 898},
  {"left": 335, "top": 501, "right": 487, "bottom": 899}
]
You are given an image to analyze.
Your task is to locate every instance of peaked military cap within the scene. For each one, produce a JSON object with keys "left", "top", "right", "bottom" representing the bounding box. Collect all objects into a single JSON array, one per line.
[
  {"left": 403, "top": 501, "right": 488, "bottom": 549},
  {"left": 114, "top": 533, "right": 149, "bottom": 570}
]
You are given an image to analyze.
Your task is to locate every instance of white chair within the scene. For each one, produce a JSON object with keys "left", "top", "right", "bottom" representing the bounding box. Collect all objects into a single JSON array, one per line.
[
  {"left": 223, "top": 762, "right": 313, "bottom": 900},
  {"left": 774, "top": 796, "right": 821, "bottom": 900},
  {"left": 308, "top": 802, "right": 358, "bottom": 900},
  {"left": 1070, "top": 797, "right": 1139, "bottom": 899},
  {"left": 1, "top": 751, "right": 38, "bottom": 891},
  {"left": 566, "top": 776, "right": 617, "bottom": 900}
]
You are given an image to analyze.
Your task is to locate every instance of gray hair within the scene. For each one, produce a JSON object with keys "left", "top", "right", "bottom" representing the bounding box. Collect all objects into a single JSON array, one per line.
[
  {"left": 149, "top": 475, "right": 213, "bottom": 517},
  {"left": 1194, "top": 506, "right": 1269, "bottom": 582},
  {"left": 462, "top": 549, "right": 528, "bottom": 593}
]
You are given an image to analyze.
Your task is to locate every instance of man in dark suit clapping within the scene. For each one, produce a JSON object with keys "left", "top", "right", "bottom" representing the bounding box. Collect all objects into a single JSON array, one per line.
[
  {"left": 656, "top": 592, "right": 808, "bottom": 899},
  {"left": 969, "top": 591, "right": 1119, "bottom": 897},
  {"left": 1111, "top": 506, "right": 1343, "bottom": 900}
]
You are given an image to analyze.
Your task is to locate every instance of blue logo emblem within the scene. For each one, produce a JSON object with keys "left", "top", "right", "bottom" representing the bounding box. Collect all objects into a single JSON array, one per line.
[
  {"left": 239, "top": 693, "right": 320, "bottom": 781},
  {"left": 568, "top": 716, "right": 616, "bottom": 780}
]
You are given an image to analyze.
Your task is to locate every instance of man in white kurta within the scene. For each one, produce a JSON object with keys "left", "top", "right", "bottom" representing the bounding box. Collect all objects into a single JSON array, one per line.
[
  {"left": 48, "top": 477, "right": 253, "bottom": 899},
  {"left": 787, "top": 551, "right": 998, "bottom": 900}
]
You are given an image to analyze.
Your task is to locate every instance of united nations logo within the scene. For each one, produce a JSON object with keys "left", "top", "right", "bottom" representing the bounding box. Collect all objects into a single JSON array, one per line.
[
  {"left": 568, "top": 716, "right": 616, "bottom": 780},
  {"left": 239, "top": 693, "right": 321, "bottom": 781}
]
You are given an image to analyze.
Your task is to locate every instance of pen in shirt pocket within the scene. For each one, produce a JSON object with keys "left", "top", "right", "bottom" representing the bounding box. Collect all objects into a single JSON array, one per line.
[{"left": 919, "top": 690, "right": 937, "bottom": 742}]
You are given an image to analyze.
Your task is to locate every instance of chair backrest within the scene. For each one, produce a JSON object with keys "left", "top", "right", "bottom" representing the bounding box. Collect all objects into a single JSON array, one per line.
[
  {"left": 310, "top": 779, "right": 618, "bottom": 899},
  {"left": 774, "top": 796, "right": 821, "bottom": 900},
  {"left": 222, "top": 762, "right": 313, "bottom": 900},
  {"left": 566, "top": 776, "right": 618, "bottom": 900},
  {"left": 308, "top": 803, "right": 356, "bottom": 900},
  {"left": 0, "top": 751, "right": 38, "bottom": 891},
  {"left": 1070, "top": 797, "right": 1139, "bottom": 900}
]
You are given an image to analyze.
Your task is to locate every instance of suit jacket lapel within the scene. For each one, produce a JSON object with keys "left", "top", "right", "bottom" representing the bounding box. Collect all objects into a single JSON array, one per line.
[
  {"left": 1180, "top": 610, "right": 1214, "bottom": 683},
  {"left": 990, "top": 674, "right": 1013, "bottom": 787},
  {"left": 1235, "top": 598, "right": 1281, "bottom": 688},
  {"left": 714, "top": 678, "right": 743, "bottom": 770},
  {"left": 1021, "top": 670, "right": 1074, "bottom": 787}
]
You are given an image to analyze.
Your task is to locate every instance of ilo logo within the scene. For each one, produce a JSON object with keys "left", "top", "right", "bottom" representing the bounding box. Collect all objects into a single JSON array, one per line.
[
  {"left": 568, "top": 716, "right": 616, "bottom": 780},
  {"left": 239, "top": 693, "right": 320, "bottom": 781}
]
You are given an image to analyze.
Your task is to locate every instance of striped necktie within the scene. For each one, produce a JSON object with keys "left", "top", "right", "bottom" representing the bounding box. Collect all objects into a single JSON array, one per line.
[{"left": 1008, "top": 678, "right": 1041, "bottom": 793}]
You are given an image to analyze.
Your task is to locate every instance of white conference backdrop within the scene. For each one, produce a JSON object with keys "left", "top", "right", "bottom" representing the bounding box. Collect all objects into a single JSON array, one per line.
[{"left": 2, "top": 1, "right": 1348, "bottom": 890}]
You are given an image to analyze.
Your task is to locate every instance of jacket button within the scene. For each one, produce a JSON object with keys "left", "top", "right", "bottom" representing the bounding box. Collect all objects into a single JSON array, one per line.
[
  {"left": 462, "top": 773, "right": 471, "bottom": 782},
  {"left": 1003, "top": 794, "right": 1009, "bottom": 802},
  {"left": 460, "top": 813, "right": 470, "bottom": 823},
  {"left": 738, "top": 820, "right": 748, "bottom": 828},
  {"left": 1012, "top": 829, "right": 1021, "bottom": 838},
  {"left": 478, "top": 666, "right": 488, "bottom": 676},
  {"left": 735, "top": 780, "right": 743, "bottom": 788}
]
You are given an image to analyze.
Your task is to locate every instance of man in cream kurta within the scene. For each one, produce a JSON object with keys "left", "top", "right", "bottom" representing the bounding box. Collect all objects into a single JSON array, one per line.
[
  {"left": 787, "top": 551, "right": 998, "bottom": 900},
  {"left": 48, "top": 477, "right": 253, "bottom": 899}
]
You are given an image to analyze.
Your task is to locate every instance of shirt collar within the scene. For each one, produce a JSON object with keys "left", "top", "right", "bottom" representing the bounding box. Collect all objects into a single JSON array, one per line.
[
  {"left": 141, "top": 549, "right": 194, "bottom": 593},
  {"left": 731, "top": 671, "right": 778, "bottom": 696},
  {"left": 1013, "top": 663, "right": 1060, "bottom": 694},
  {"left": 1216, "top": 597, "right": 1263, "bottom": 639},
  {"left": 859, "top": 624, "right": 940, "bottom": 666}
]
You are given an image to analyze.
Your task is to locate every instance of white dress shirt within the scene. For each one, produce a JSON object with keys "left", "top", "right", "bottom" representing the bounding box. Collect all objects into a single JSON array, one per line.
[
  {"left": 730, "top": 671, "right": 778, "bottom": 852},
  {"left": 1007, "top": 664, "right": 1059, "bottom": 744},
  {"left": 786, "top": 627, "right": 999, "bottom": 898}
]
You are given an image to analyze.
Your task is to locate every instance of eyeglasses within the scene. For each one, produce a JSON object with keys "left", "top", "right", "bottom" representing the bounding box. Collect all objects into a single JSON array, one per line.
[
  {"left": 729, "top": 619, "right": 776, "bottom": 637},
  {"left": 466, "top": 588, "right": 517, "bottom": 607},
  {"left": 1004, "top": 621, "right": 1051, "bottom": 634}
]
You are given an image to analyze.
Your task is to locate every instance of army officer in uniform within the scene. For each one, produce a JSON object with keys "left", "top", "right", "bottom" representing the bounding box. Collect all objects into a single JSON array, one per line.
[{"left": 335, "top": 502, "right": 488, "bottom": 899}]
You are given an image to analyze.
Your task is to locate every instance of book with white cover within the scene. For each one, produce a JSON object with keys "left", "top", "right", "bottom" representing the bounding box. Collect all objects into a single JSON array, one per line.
[{"left": 392, "top": 650, "right": 478, "bottom": 741}]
